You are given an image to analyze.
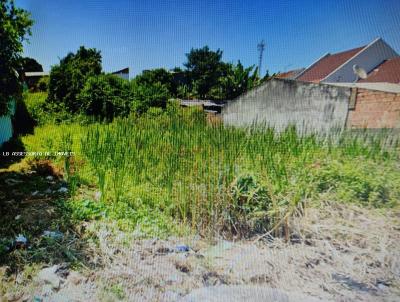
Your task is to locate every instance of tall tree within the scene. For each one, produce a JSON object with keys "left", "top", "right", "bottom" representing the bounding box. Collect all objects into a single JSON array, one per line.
[
  {"left": 48, "top": 46, "right": 102, "bottom": 112},
  {"left": 184, "top": 46, "right": 226, "bottom": 99},
  {"left": 0, "top": 0, "right": 33, "bottom": 115},
  {"left": 21, "top": 57, "right": 43, "bottom": 72},
  {"left": 135, "top": 68, "right": 176, "bottom": 94},
  {"left": 210, "top": 61, "right": 260, "bottom": 100}
]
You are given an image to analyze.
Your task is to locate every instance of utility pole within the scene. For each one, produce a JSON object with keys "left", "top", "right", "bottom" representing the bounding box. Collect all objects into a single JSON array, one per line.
[{"left": 257, "top": 40, "right": 265, "bottom": 77}]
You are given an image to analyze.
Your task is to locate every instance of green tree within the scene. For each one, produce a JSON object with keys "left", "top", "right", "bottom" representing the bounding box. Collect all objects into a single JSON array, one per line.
[
  {"left": 184, "top": 46, "right": 226, "bottom": 99},
  {"left": 78, "top": 74, "right": 131, "bottom": 119},
  {"left": 21, "top": 57, "right": 43, "bottom": 72},
  {"left": 48, "top": 46, "right": 102, "bottom": 112},
  {"left": 135, "top": 68, "right": 176, "bottom": 95},
  {"left": 0, "top": 0, "right": 33, "bottom": 115},
  {"left": 210, "top": 61, "right": 260, "bottom": 100},
  {"left": 130, "top": 81, "right": 171, "bottom": 114}
]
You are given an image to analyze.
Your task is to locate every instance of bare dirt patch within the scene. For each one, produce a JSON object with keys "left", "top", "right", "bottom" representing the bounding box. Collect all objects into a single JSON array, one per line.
[{"left": 4, "top": 202, "right": 396, "bottom": 302}]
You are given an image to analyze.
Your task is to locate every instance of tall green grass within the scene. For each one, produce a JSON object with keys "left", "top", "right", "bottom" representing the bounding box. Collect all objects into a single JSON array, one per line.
[{"left": 22, "top": 106, "right": 400, "bottom": 237}]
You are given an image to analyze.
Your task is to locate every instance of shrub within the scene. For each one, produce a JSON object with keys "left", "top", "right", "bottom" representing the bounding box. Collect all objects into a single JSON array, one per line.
[
  {"left": 78, "top": 74, "right": 131, "bottom": 119},
  {"left": 48, "top": 46, "right": 102, "bottom": 113},
  {"left": 315, "top": 159, "right": 399, "bottom": 207},
  {"left": 23, "top": 92, "right": 47, "bottom": 123},
  {"left": 227, "top": 174, "right": 271, "bottom": 235},
  {"left": 130, "top": 81, "right": 171, "bottom": 113},
  {"left": 36, "top": 76, "right": 49, "bottom": 92}
]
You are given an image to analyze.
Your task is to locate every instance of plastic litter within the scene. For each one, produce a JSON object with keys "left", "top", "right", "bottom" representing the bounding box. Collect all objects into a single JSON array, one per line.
[
  {"left": 42, "top": 231, "right": 64, "bottom": 240},
  {"left": 175, "top": 244, "right": 190, "bottom": 252},
  {"left": 15, "top": 234, "right": 28, "bottom": 248},
  {"left": 58, "top": 187, "right": 68, "bottom": 193}
]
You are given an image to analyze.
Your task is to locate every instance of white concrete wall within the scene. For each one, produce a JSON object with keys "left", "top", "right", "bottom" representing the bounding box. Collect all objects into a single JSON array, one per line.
[
  {"left": 323, "top": 38, "right": 398, "bottom": 83},
  {"left": 222, "top": 79, "right": 351, "bottom": 133}
]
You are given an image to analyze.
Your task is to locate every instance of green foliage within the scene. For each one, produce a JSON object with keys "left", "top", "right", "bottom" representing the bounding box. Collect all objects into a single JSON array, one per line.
[
  {"left": 184, "top": 46, "right": 226, "bottom": 99},
  {"left": 0, "top": 0, "right": 33, "bottom": 115},
  {"left": 130, "top": 81, "right": 171, "bottom": 113},
  {"left": 316, "top": 159, "right": 399, "bottom": 207},
  {"left": 23, "top": 92, "right": 88, "bottom": 125},
  {"left": 22, "top": 112, "right": 399, "bottom": 237},
  {"left": 21, "top": 57, "right": 42, "bottom": 72},
  {"left": 227, "top": 174, "right": 271, "bottom": 234},
  {"left": 69, "top": 199, "right": 106, "bottom": 221},
  {"left": 78, "top": 74, "right": 131, "bottom": 119},
  {"left": 210, "top": 61, "right": 260, "bottom": 100},
  {"left": 48, "top": 46, "right": 102, "bottom": 112},
  {"left": 135, "top": 68, "right": 176, "bottom": 94},
  {"left": 35, "top": 76, "right": 49, "bottom": 92},
  {"left": 23, "top": 92, "right": 47, "bottom": 123}
]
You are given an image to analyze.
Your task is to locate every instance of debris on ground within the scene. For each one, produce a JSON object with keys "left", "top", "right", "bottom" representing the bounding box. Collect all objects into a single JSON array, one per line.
[
  {"left": 58, "top": 187, "right": 68, "bottom": 194},
  {"left": 175, "top": 245, "right": 190, "bottom": 253},
  {"left": 36, "top": 265, "right": 62, "bottom": 290},
  {"left": 14, "top": 234, "right": 28, "bottom": 249},
  {"left": 179, "top": 285, "right": 325, "bottom": 302},
  {"left": 4, "top": 178, "right": 23, "bottom": 186},
  {"left": 42, "top": 231, "right": 64, "bottom": 240}
]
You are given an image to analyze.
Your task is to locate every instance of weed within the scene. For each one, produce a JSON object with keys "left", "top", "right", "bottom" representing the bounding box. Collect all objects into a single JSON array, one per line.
[{"left": 20, "top": 109, "right": 400, "bottom": 238}]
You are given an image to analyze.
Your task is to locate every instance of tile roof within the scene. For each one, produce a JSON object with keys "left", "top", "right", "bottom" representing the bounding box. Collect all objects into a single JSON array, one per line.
[
  {"left": 358, "top": 57, "right": 400, "bottom": 84},
  {"left": 275, "top": 68, "right": 305, "bottom": 80},
  {"left": 297, "top": 46, "right": 365, "bottom": 82}
]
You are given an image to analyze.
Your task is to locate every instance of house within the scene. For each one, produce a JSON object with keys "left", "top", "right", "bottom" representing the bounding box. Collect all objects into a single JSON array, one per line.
[
  {"left": 294, "top": 37, "right": 399, "bottom": 84},
  {"left": 112, "top": 67, "right": 129, "bottom": 80},
  {"left": 275, "top": 68, "right": 305, "bottom": 80},
  {"left": 222, "top": 38, "right": 400, "bottom": 131},
  {"left": 358, "top": 57, "right": 400, "bottom": 84}
]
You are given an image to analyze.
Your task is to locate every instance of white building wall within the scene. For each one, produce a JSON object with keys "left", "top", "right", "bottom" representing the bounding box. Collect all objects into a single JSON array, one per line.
[{"left": 323, "top": 38, "right": 398, "bottom": 83}]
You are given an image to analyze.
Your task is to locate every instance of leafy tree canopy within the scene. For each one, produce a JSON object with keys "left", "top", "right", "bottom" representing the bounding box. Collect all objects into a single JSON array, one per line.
[
  {"left": 48, "top": 46, "right": 102, "bottom": 112},
  {"left": 184, "top": 46, "right": 227, "bottom": 99},
  {"left": 135, "top": 68, "right": 176, "bottom": 94},
  {"left": 210, "top": 61, "right": 260, "bottom": 100},
  {"left": 0, "top": 0, "right": 33, "bottom": 115},
  {"left": 21, "top": 57, "right": 43, "bottom": 72},
  {"left": 78, "top": 74, "right": 131, "bottom": 119}
]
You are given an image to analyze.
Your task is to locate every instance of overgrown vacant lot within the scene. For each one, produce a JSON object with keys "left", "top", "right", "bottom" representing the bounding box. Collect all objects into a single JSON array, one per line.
[{"left": 1, "top": 106, "right": 400, "bottom": 301}]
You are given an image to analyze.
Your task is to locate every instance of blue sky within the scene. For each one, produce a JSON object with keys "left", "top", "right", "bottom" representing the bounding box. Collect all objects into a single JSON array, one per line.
[{"left": 17, "top": 0, "right": 400, "bottom": 77}]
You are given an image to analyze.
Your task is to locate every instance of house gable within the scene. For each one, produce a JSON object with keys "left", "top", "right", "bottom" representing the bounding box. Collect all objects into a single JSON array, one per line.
[{"left": 296, "top": 38, "right": 399, "bottom": 84}]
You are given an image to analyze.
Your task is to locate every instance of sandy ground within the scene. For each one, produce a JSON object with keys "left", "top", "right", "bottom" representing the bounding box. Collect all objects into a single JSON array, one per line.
[{"left": 13, "top": 202, "right": 399, "bottom": 302}]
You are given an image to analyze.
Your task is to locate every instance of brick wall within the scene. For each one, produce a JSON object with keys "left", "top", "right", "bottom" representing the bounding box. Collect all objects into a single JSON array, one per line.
[{"left": 347, "top": 88, "right": 400, "bottom": 128}]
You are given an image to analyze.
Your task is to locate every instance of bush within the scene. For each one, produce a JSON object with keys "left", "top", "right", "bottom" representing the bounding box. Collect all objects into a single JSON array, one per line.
[
  {"left": 23, "top": 92, "right": 47, "bottom": 123},
  {"left": 316, "top": 159, "right": 399, "bottom": 207},
  {"left": 227, "top": 174, "right": 271, "bottom": 235},
  {"left": 78, "top": 74, "right": 131, "bottom": 119},
  {"left": 36, "top": 76, "right": 49, "bottom": 92},
  {"left": 23, "top": 92, "right": 89, "bottom": 125},
  {"left": 130, "top": 81, "right": 171, "bottom": 114},
  {"left": 48, "top": 46, "right": 102, "bottom": 113}
]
